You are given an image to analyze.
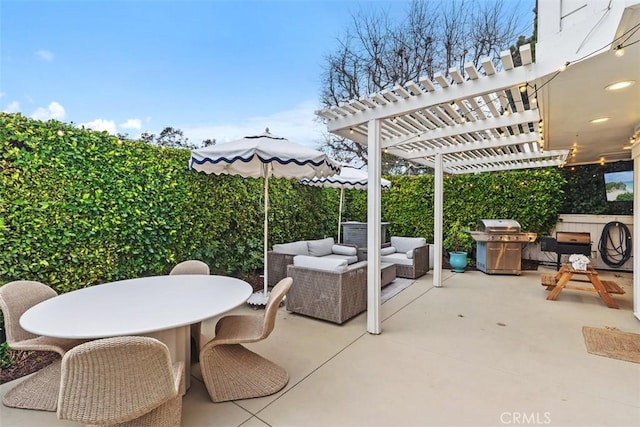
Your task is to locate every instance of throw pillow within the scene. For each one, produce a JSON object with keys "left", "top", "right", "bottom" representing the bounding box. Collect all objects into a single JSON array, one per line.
[
  {"left": 273, "top": 241, "right": 310, "bottom": 255},
  {"left": 307, "top": 237, "right": 335, "bottom": 257},
  {"left": 332, "top": 244, "right": 357, "bottom": 256},
  {"left": 380, "top": 246, "right": 397, "bottom": 256},
  {"left": 391, "top": 236, "right": 426, "bottom": 253}
]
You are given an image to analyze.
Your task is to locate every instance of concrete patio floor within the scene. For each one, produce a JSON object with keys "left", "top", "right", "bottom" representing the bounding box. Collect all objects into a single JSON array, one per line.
[{"left": 1, "top": 265, "right": 638, "bottom": 426}]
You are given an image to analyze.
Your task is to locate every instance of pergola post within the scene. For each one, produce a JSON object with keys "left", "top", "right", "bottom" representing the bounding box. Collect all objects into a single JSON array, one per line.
[
  {"left": 633, "top": 143, "right": 640, "bottom": 320},
  {"left": 434, "top": 153, "right": 444, "bottom": 287},
  {"left": 367, "top": 118, "right": 382, "bottom": 334}
]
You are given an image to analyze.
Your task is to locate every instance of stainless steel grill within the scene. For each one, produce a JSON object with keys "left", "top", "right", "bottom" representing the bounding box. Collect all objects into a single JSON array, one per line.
[{"left": 469, "top": 219, "right": 537, "bottom": 275}]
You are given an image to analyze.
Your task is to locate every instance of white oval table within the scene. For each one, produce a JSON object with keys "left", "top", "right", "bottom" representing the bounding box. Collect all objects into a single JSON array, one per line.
[{"left": 20, "top": 275, "right": 253, "bottom": 392}]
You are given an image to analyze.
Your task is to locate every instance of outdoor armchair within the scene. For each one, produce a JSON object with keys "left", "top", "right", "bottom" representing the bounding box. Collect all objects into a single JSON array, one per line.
[
  {"left": 199, "top": 277, "right": 292, "bottom": 403},
  {"left": 57, "top": 336, "right": 183, "bottom": 427},
  {"left": 169, "top": 259, "right": 210, "bottom": 354},
  {"left": 285, "top": 256, "right": 368, "bottom": 324},
  {"left": 380, "top": 236, "right": 430, "bottom": 279}
]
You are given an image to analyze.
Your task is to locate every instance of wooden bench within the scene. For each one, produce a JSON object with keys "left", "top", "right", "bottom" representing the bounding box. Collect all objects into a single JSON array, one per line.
[
  {"left": 542, "top": 264, "right": 621, "bottom": 309},
  {"left": 541, "top": 275, "right": 625, "bottom": 294}
]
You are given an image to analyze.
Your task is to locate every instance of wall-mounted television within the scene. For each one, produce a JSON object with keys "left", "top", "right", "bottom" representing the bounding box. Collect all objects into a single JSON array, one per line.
[{"left": 603, "top": 170, "right": 633, "bottom": 202}]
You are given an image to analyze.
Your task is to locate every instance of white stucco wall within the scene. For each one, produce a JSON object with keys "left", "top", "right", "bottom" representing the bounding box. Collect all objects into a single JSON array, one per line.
[{"left": 536, "top": 0, "right": 633, "bottom": 75}]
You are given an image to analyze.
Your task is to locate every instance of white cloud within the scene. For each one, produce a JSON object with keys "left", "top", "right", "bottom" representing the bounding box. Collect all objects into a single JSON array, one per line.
[
  {"left": 35, "top": 50, "right": 54, "bottom": 61},
  {"left": 2, "top": 101, "right": 20, "bottom": 113},
  {"left": 181, "top": 100, "right": 328, "bottom": 148},
  {"left": 78, "top": 118, "right": 117, "bottom": 134},
  {"left": 30, "top": 101, "right": 66, "bottom": 120},
  {"left": 120, "top": 118, "right": 142, "bottom": 130}
]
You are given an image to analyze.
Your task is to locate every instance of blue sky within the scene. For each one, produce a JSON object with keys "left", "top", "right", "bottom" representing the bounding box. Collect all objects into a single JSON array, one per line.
[{"left": 1, "top": 0, "right": 533, "bottom": 148}]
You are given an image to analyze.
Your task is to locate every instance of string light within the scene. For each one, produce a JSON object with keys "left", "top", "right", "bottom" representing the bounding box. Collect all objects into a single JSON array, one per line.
[{"left": 614, "top": 45, "right": 625, "bottom": 57}]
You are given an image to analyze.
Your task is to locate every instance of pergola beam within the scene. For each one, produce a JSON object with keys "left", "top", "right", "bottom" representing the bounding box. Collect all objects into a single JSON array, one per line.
[
  {"left": 402, "top": 132, "right": 541, "bottom": 158},
  {"left": 382, "top": 109, "right": 540, "bottom": 148},
  {"left": 324, "top": 66, "right": 535, "bottom": 133}
]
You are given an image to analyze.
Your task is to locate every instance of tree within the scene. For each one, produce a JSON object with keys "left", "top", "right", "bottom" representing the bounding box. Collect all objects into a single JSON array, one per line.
[
  {"left": 156, "top": 127, "right": 193, "bottom": 149},
  {"left": 319, "top": 0, "right": 526, "bottom": 173},
  {"left": 140, "top": 127, "right": 196, "bottom": 149},
  {"left": 202, "top": 138, "right": 216, "bottom": 147},
  {"left": 140, "top": 128, "right": 218, "bottom": 148},
  {"left": 140, "top": 131, "right": 154, "bottom": 144}
]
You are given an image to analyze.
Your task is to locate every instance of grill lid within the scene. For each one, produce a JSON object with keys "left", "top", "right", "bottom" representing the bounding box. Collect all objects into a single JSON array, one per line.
[
  {"left": 556, "top": 231, "right": 590, "bottom": 244},
  {"left": 477, "top": 219, "right": 521, "bottom": 233}
]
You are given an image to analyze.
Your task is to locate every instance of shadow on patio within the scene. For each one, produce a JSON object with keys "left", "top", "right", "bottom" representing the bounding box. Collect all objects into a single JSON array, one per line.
[{"left": 1, "top": 266, "right": 638, "bottom": 427}]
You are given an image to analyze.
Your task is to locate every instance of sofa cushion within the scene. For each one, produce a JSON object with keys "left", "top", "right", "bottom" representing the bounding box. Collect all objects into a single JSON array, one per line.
[
  {"left": 273, "top": 241, "right": 309, "bottom": 255},
  {"left": 380, "top": 246, "right": 397, "bottom": 256},
  {"left": 332, "top": 244, "right": 357, "bottom": 256},
  {"left": 406, "top": 250, "right": 414, "bottom": 259},
  {"left": 307, "top": 238, "right": 335, "bottom": 257},
  {"left": 323, "top": 254, "right": 359, "bottom": 264},
  {"left": 381, "top": 253, "right": 413, "bottom": 266},
  {"left": 293, "top": 255, "right": 348, "bottom": 272},
  {"left": 391, "top": 236, "right": 426, "bottom": 253}
]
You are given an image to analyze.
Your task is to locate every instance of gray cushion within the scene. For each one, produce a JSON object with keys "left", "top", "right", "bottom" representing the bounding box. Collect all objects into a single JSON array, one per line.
[
  {"left": 381, "top": 253, "right": 414, "bottom": 266},
  {"left": 323, "top": 254, "right": 358, "bottom": 264},
  {"left": 293, "top": 255, "right": 348, "bottom": 272},
  {"left": 406, "top": 249, "right": 414, "bottom": 259},
  {"left": 307, "top": 238, "right": 335, "bottom": 257},
  {"left": 380, "top": 246, "right": 397, "bottom": 256},
  {"left": 391, "top": 236, "right": 426, "bottom": 253},
  {"left": 273, "top": 241, "right": 309, "bottom": 255},
  {"left": 332, "top": 244, "right": 357, "bottom": 256}
]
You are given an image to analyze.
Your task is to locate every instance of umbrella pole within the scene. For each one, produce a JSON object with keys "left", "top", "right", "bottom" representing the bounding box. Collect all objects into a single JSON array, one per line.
[
  {"left": 338, "top": 187, "right": 344, "bottom": 243},
  {"left": 263, "top": 166, "right": 269, "bottom": 297},
  {"left": 249, "top": 163, "right": 270, "bottom": 306}
]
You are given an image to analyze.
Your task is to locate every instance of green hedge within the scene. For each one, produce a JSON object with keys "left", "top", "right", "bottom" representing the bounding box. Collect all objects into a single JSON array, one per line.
[
  {"left": 560, "top": 161, "right": 633, "bottom": 215},
  {"left": 343, "top": 169, "right": 565, "bottom": 243},
  {"left": 0, "top": 113, "right": 338, "bottom": 293},
  {"left": 1, "top": 113, "right": 566, "bottom": 295}
]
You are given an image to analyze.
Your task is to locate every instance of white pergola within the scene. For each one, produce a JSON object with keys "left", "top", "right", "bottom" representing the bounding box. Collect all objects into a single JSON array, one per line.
[{"left": 317, "top": 44, "right": 569, "bottom": 334}]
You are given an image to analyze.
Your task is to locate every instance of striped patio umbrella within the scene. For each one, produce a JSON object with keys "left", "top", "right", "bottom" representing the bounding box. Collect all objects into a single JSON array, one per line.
[{"left": 190, "top": 129, "right": 340, "bottom": 305}]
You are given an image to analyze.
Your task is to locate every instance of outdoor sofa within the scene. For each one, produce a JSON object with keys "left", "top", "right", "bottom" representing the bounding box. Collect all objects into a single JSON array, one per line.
[{"left": 267, "top": 237, "right": 358, "bottom": 287}]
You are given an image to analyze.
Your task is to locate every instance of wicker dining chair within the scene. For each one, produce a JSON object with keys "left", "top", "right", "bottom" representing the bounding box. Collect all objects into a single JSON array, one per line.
[
  {"left": 0, "top": 280, "right": 88, "bottom": 411},
  {"left": 0, "top": 280, "right": 86, "bottom": 356},
  {"left": 199, "top": 277, "right": 293, "bottom": 403},
  {"left": 57, "top": 336, "right": 183, "bottom": 427},
  {"left": 169, "top": 259, "right": 210, "bottom": 354}
]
